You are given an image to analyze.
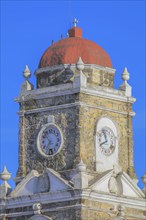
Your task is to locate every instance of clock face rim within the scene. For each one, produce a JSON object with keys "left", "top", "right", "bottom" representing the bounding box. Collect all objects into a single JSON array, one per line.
[
  {"left": 97, "top": 126, "right": 116, "bottom": 156},
  {"left": 37, "top": 123, "right": 63, "bottom": 158}
]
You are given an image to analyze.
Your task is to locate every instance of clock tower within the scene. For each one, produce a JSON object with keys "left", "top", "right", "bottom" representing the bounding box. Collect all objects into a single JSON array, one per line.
[
  {"left": 0, "top": 23, "right": 145, "bottom": 220},
  {"left": 16, "top": 26, "right": 136, "bottom": 182}
]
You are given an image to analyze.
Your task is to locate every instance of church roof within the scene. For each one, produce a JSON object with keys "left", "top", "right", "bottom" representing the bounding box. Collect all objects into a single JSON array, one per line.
[{"left": 39, "top": 27, "right": 112, "bottom": 68}]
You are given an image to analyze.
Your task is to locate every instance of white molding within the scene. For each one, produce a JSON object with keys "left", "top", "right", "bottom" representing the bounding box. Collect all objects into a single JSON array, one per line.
[
  {"left": 85, "top": 103, "right": 135, "bottom": 116},
  {"left": 17, "top": 101, "right": 135, "bottom": 117},
  {"left": 121, "top": 172, "right": 144, "bottom": 198},
  {"left": 18, "top": 102, "right": 80, "bottom": 116},
  {"left": 10, "top": 170, "right": 39, "bottom": 197},
  {"left": 1, "top": 203, "right": 145, "bottom": 219},
  {"left": 15, "top": 82, "right": 76, "bottom": 101},
  {"left": 15, "top": 82, "right": 135, "bottom": 104},
  {"left": 35, "top": 64, "right": 116, "bottom": 76},
  {"left": 89, "top": 170, "right": 145, "bottom": 199},
  {"left": 80, "top": 190, "right": 145, "bottom": 210},
  {"left": 1, "top": 211, "right": 34, "bottom": 218},
  {"left": 1, "top": 205, "right": 145, "bottom": 220},
  {"left": 46, "top": 168, "right": 73, "bottom": 190},
  {"left": 0, "top": 189, "right": 145, "bottom": 211},
  {"left": 81, "top": 87, "right": 135, "bottom": 103}
]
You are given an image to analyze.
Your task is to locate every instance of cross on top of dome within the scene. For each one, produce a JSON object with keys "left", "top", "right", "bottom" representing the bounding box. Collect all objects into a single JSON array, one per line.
[{"left": 73, "top": 18, "right": 78, "bottom": 27}]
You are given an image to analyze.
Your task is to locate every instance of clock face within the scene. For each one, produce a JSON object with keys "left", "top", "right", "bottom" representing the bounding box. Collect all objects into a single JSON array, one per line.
[
  {"left": 97, "top": 127, "right": 116, "bottom": 155},
  {"left": 37, "top": 124, "right": 62, "bottom": 158}
]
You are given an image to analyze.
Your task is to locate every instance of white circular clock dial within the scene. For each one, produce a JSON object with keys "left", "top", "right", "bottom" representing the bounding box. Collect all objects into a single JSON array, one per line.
[
  {"left": 37, "top": 124, "right": 62, "bottom": 157},
  {"left": 97, "top": 127, "right": 116, "bottom": 155}
]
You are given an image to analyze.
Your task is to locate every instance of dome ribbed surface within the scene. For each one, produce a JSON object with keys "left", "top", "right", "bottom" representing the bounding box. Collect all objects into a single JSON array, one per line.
[{"left": 39, "top": 30, "right": 112, "bottom": 68}]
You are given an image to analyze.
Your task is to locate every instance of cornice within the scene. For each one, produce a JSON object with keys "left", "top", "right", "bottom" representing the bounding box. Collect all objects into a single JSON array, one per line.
[
  {"left": 17, "top": 101, "right": 135, "bottom": 117},
  {"left": 0, "top": 189, "right": 145, "bottom": 211},
  {"left": 35, "top": 64, "right": 116, "bottom": 76},
  {"left": 15, "top": 83, "right": 135, "bottom": 104}
]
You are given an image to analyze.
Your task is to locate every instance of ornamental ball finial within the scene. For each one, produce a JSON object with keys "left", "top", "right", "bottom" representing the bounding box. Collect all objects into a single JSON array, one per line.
[
  {"left": 33, "top": 203, "right": 42, "bottom": 215},
  {"left": 76, "top": 57, "right": 84, "bottom": 72},
  {"left": 122, "top": 67, "right": 130, "bottom": 81},
  {"left": 111, "top": 205, "right": 125, "bottom": 220},
  {"left": 142, "top": 172, "right": 146, "bottom": 184},
  {"left": 141, "top": 172, "right": 146, "bottom": 195},
  {"left": 23, "top": 65, "right": 31, "bottom": 79},
  {"left": 0, "top": 166, "right": 11, "bottom": 181},
  {"left": 76, "top": 159, "right": 86, "bottom": 171}
]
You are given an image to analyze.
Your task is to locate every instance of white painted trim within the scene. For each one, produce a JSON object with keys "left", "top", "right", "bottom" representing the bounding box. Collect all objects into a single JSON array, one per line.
[
  {"left": 85, "top": 103, "right": 135, "bottom": 116},
  {"left": 15, "top": 82, "right": 135, "bottom": 104},
  {"left": 1, "top": 205, "right": 145, "bottom": 220},
  {"left": 10, "top": 170, "right": 39, "bottom": 197},
  {"left": 17, "top": 101, "right": 135, "bottom": 117},
  {"left": 15, "top": 82, "right": 76, "bottom": 101},
  {"left": 81, "top": 87, "right": 135, "bottom": 103},
  {"left": 35, "top": 64, "right": 116, "bottom": 76},
  {"left": 46, "top": 168, "right": 73, "bottom": 189},
  {"left": 1, "top": 203, "right": 145, "bottom": 219},
  {"left": 1, "top": 189, "right": 145, "bottom": 211},
  {"left": 122, "top": 172, "right": 145, "bottom": 198},
  {"left": 81, "top": 190, "right": 145, "bottom": 209},
  {"left": 1, "top": 211, "right": 34, "bottom": 218},
  {"left": 18, "top": 102, "right": 80, "bottom": 116}
]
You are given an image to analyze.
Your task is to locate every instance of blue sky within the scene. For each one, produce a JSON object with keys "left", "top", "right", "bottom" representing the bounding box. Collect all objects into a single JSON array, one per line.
[{"left": 0, "top": 1, "right": 145, "bottom": 189}]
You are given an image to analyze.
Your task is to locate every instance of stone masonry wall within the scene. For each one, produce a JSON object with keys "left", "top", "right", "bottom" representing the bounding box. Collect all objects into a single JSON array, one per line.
[
  {"left": 36, "top": 66, "right": 115, "bottom": 89},
  {"left": 17, "top": 106, "right": 80, "bottom": 177},
  {"left": 78, "top": 93, "right": 135, "bottom": 178},
  {"left": 17, "top": 90, "right": 135, "bottom": 179},
  {"left": 17, "top": 93, "right": 81, "bottom": 178}
]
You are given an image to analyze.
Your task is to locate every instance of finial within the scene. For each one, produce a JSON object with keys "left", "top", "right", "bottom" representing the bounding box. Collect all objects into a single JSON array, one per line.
[
  {"left": 21, "top": 65, "right": 34, "bottom": 94},
  {"left": 117, "top": 205, "right": 125, "bottom": 218},
  {"left": 111, "top": 205, "right": 125, "bottom": 220},
  {"left": 113, "top": 164, "right": 122, "bottom": 175},
  {"left": 122, "top": 67, "right": 130, "bottom": 82},
  {"left": 20, "top": 80, "right": 34, "bottom": 93},
  {"left": 73, "top": 18, "right": 78, "bottom": 27},
  {"left": 23, "top": 65, "right": 31, "bottom": 79},
  {"left": 52, "top": 40, "right": 54, "bottom": 45},
  {"left": 0, "top": 166, "right": 11, "bottom": 181},
  {"left": 33, "top": 203, "right": 42, "bottom": 215},
  {"left": 141, "top": 172, "right": 146, "bottom": 195},
  {"left": 67, "top": 32, "right": 69, "bottom": 38},
  {"left": 119, "top": 67, "right": 132, "bottom": 97},
  {"left": 76, "top": 57, "right": 84, "bottom": 73},
  {"left": 76, "top": 159, "right": 86, "bottom": 171}
]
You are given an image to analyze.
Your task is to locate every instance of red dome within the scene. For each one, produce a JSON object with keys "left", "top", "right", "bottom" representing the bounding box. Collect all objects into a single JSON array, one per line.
[{"left": 39, "top": 27, "right": 112, "bottom": 68}]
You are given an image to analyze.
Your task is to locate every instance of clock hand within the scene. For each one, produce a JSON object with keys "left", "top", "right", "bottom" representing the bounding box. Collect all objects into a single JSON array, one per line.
[
  {"left": 44, "top": 133, "right": 50, "bottom": 141},
  {"left": 46, "top": 139, "right": 54, "bottom": 152},
  {"left": 102, "top": 129, "right": 107, "bottom": 142},
  {"left": 43, "top": 133, "right": 53, "bottom": 147},
  {"left": 47, "top": 140, "right": 51, "bottom": 148},
  {"left": 47, "top": 141, "right": 54, "bottom": 155},
  {"left": 100, "top": 140, "right": 108, "bottom": 146},
  {"left": 45, "top": 141, "right": 52, "bottom": 155}
]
